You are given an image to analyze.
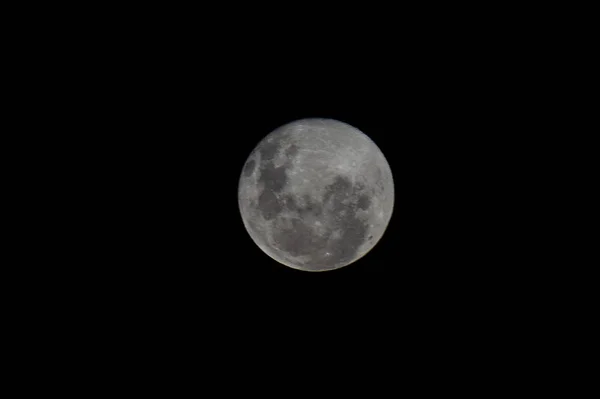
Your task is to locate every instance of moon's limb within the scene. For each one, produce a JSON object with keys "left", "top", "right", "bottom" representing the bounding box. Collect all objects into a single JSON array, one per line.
[{"left": 238, "top": 118, "right": 394, "bottom": 272}]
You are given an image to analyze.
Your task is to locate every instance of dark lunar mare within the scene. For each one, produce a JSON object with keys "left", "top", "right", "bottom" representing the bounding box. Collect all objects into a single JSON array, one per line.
[
  {"left": 259, "top": 139, "right": 281, "bottom": 162},
  {"left": 273, "top": 175, "right": 370, "bottom": 270},
  {"left": 254, "top": 135, "right": 371, "bottom": 270},
  {"left": 243, "top": 159, "right": 256, "bottom": 177},
  {"left": 285, "top": 144, "right": 299, "bottom": 158},
  {"left": 357, "top": 193, "right": 371, "bottom": 210},
  {"left": 256, "top": 137, "right": 290, "bottom": 221},
  {"left": 258, "top": 190, "right": 282, "bottom": 220}
]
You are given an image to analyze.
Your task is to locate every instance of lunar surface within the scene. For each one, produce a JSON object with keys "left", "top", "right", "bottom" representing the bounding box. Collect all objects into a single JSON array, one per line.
[{"left": 238, "top": 118, "right": 394, "bottom": 272}]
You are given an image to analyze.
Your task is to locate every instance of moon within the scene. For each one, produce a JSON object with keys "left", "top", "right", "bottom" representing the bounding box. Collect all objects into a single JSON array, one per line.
[{"left": 238, "top": 118, "right": 394, "bottom": 272}]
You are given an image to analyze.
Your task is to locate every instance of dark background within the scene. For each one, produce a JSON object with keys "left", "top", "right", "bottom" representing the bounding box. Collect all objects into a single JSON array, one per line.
[
  {"left": 98, "top": 38, "right": 516, "bottom": 294},
  {"left": 81, "top": 32, "right": 524, "bottom": 343},
  {"left": 64, "top": 17, "right": 529, "bottom": 316},
  {"left": 4, "top": 2, "right": 581, "bottom": 391},
  {"left": 23, "top": 6, "right": 557, "bottom": 382}
]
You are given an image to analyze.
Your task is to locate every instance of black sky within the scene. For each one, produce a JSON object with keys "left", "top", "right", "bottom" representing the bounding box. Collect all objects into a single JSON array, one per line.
[
  {"left": 53, "top": 9, "right": 545, "bottom": 374},
  {"left": 91, "top": 43, "right": 518, "bottom": 322}
]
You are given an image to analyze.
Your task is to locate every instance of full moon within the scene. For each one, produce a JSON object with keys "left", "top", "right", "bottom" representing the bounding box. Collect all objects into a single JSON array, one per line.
[{"left": 238, "top": 118, "right": 394, "bottom": 272}]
